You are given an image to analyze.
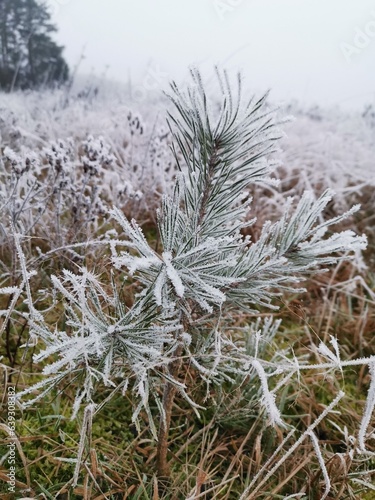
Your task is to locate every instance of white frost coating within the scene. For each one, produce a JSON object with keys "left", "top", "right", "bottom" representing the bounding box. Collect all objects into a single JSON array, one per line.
[
  {"left": 73, "top": 403, "right": 96, "bottom": 487},
  {"left": 358, "top": 361, "right": 375, "bottom": 452},
  {"left": 0, "top": 286, "right": 20, "bottom": 295},
  {"left": 318, "top": 337, "right": 341, "bottom": 367},
  {"left": 127, "top": 255, "right": 160, "bottom": 275},
  {"left": 252, "top": 359, "right": 284, "bottom": 427},
  {"left": 154, "top": 268, "right": 167, "bottom": 306},
  {"left": 329, "top": 336, "right": 342, "bottom": 372},
  {"left": 163, "top": 251, "right": 185, "bottom": 298},
  {"left": 309, "top": 431, "right": 331, "bottom": 499}
]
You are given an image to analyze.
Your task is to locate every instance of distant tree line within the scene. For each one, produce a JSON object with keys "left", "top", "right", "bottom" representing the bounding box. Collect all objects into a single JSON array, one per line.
[{"left": 0, "top": 0, "right": 69, "bottom": 91}]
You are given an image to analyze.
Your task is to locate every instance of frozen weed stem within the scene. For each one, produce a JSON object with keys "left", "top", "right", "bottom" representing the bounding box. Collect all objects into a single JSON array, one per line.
[{"left": 17, "top": 69, "right": 371, "bottom": 489}]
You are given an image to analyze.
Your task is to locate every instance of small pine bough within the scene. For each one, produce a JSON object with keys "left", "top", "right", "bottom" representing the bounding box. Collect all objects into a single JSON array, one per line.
[{"left": 14, "top": 69, "right": 375, "bottom": 494}]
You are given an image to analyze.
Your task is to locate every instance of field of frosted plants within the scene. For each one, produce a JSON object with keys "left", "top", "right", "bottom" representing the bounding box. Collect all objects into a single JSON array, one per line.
[{"left": 0, "top": 71, "right": 375, "bottom": 499}]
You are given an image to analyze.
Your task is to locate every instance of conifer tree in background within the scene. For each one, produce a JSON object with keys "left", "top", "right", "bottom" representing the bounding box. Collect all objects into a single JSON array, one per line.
[{"left": 0, "top": 0, "right": 68, "bottom": 91}]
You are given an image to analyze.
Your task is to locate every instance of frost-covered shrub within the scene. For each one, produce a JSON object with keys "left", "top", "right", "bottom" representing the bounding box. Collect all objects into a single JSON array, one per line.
[
  {"left": 0, "top": 135, "right": 143, "bottom": 254},
  {"left": 13, "top": 70, "right": 375, "bottom": 493}
]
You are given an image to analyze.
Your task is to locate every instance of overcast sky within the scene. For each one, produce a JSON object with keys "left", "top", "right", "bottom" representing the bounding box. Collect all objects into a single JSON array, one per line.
[{"left": 46, "top": 0, "right": 375, "bottom": 109}]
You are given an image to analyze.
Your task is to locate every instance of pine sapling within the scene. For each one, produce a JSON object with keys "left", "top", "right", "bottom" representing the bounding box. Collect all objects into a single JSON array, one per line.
[{"left": 16, "top": 69, "right": 370, "bottom": 486}]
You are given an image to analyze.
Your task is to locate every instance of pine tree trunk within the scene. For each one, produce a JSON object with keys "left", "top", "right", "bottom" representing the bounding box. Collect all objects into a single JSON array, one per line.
[{"left": 156, "top": 344, "right": 183, "bottom": 478}]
